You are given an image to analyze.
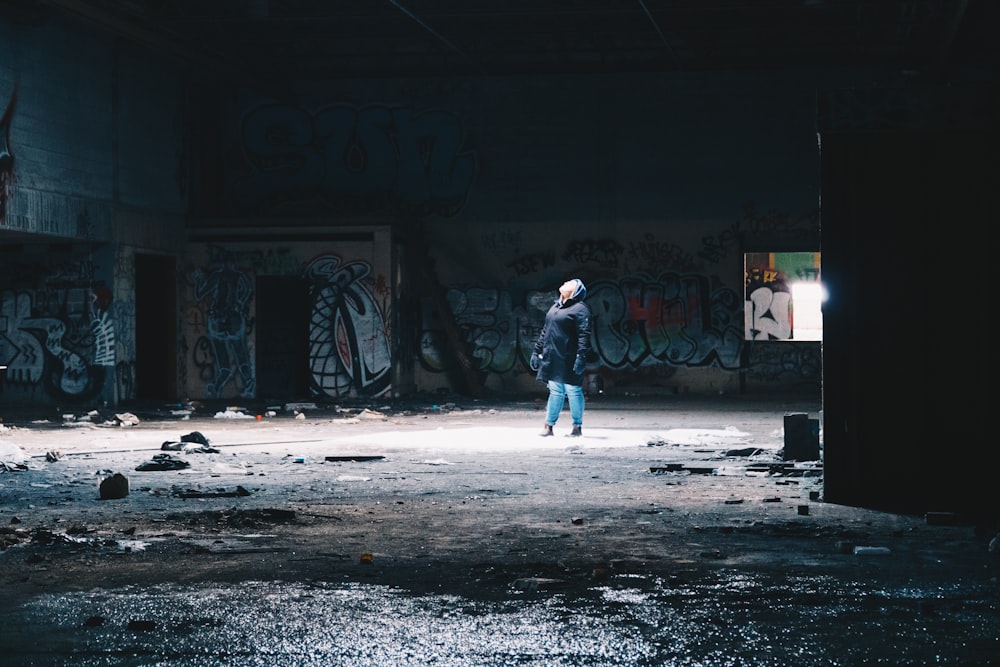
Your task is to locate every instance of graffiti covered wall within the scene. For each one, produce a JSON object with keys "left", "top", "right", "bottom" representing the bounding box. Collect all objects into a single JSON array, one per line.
[
  {"left": 181, "top": 232, "right": 392, "bottom": 401},
  {"left": 416, "top": 217, "right": 781, "bottom": 395},
  {"left": 202, "top": 71, "right": 826, "bottom": 398},
  {"left": 0, "top": 246, "right": 116, "bottom": 406}
]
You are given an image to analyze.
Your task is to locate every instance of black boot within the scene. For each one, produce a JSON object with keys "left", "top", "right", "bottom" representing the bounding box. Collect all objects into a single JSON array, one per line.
[
  {"left": 568, "top": 425, "right": 582, "bottom": 437},
  {"left": 540, "top": 424, "right": 554, "bottom": 437}
]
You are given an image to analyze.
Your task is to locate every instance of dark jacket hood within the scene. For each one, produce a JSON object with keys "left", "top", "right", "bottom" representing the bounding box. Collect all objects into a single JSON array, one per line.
[{"left": 555, "top": 278, "right": 588, "bottom": 305}]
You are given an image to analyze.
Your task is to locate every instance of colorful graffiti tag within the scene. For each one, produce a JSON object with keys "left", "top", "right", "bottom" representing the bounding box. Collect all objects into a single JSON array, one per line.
[
  {"left": 191, "top": 260, "right": 256, "bottom": 398},
  {"left": 306, "top": 255, "right": 391, "bottom": 398},
  {"left": 0, "top": 286, "right": 113, "bottom": 402},
  {"left": 420, "top": 273, "right": 744, "bottom": 375}
]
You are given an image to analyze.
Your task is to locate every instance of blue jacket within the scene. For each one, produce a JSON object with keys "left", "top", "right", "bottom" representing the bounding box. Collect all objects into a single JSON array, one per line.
[{"left": 533, "top": 280, "right": 592, "bottom": 386}]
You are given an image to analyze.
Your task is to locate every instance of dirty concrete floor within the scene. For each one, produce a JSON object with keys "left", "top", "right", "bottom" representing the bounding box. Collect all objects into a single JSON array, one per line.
[{"left": 0, "top": 393, "right": 997, "bottom": 665}]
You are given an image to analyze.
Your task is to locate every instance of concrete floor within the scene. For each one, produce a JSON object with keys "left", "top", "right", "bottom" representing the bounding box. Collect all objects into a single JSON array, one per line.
[{"left": 0, "top": 393, "right": 997, "bottom": 665}]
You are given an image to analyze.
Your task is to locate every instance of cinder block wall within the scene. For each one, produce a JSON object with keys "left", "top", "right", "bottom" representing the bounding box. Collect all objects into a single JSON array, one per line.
[{"left": 0, "top": 13, "right": 187, "bottom": 409}]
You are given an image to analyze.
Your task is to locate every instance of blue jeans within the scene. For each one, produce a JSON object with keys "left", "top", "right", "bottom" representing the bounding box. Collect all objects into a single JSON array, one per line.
[{"left": 545, "top": 381, "right": 584, "bottom": 426}]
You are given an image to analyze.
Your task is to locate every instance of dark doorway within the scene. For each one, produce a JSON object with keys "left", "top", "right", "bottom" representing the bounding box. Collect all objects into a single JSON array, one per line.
[
  {"left": 134, "top": 253, "right": 176, "bottom": 401},
  {"left": 255, "top": 276, "right": 311, "bottom": 401}
]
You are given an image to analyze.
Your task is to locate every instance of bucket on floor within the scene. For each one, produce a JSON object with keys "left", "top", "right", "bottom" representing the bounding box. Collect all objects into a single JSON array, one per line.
[{"left": 784, "top": 413, "right": 820, "bottom": 461}]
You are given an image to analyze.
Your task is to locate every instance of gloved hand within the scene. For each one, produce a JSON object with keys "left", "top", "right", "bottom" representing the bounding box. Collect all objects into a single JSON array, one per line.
[
  {"left": 573, "top": 355, "right": 586, "bottom": 375},
  {"left": 530, "top": 353, "right": 541, "bottom": 371}
]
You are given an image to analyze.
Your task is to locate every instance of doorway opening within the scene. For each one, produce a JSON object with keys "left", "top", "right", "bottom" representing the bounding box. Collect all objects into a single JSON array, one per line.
[
  {"left": 745, "top": 251, "right": 823, "bottom": 341},
  {"left": 255, "top": 275, "right": 311, "bottom": 402},
  {"left": 134, "top": 253, "right": 177, "bottom": 401}
]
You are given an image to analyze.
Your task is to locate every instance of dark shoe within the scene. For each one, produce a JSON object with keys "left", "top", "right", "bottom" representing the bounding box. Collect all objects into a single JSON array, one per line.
[
  {"left": 540, "top": 424, "right": 554, "bottom": 437},
  {"left": 568, "top": 425, "right": 582, "bottom": 437}
]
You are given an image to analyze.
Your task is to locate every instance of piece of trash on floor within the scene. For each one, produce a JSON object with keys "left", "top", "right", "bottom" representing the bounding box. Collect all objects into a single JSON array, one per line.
[
  {"left": 99, "top": 473, "right": 129, "bottom": 500},
  {"left": 135, "top": 453, "right": 190, "bottom": 471},
  {"left": 419, "top": 458, "right": 454, "bottom": 466},
  {"left": 0, "top": 441, "right": 29, "bottom": 467},
  {"left": 173, "top": 485, "right": 251, "bottom": 499},
  {"left": 325, "top": 455, "right": 385, "bottom": 462},
  {"left": 214, "top": 409, "right": 253, "bottom": 419},
  {"left": 114, "top": 413, "right": 141, "bottom": 427}
]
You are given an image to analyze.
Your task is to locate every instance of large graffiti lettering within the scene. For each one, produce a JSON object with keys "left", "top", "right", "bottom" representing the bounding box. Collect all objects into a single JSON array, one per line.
[
  {"left": 420, "top": 274, "right": 744, "bottom": 375},
  {"left": 746, "top": 287, "right": 792, "bottom": 340},
  {"left": 233, "top": 104, "right": 475, "bottom": 217},
  {"left": 306, "top": 255, "right": 391, "bottom": 398},
  {"left": 0, "top": 287, "right": 112, "bottom": 401},
  {"left": 744, "top": 264, "right": 792, "bottom": 341},
  {"left": 191, "top": 260, "right": 255, "bottom": 398},
  {"left": 589, "top": 275, "right": 743, "bottom": 369}
]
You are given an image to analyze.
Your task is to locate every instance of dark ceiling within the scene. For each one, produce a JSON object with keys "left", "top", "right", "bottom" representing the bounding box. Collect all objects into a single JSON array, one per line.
[{"left": 19, "top": 0, "right": 1000, "bottom": 81}]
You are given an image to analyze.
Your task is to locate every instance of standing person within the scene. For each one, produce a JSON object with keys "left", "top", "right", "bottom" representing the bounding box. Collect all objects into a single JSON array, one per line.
[{"left": 530, "top": 278, "right": 592, "bottom": 437}]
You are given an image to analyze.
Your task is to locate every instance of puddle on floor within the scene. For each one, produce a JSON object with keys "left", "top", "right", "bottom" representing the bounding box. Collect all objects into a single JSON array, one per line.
[{"left": 0, "top": 570, "right": 996, "bottom": 666}]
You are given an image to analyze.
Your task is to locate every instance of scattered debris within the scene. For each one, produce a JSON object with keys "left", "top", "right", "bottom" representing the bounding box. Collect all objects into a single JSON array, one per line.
[
  {"left": 135, "top": 453, "right": 190, "bottom": 471},
  {"left": 646, "top": 427, "right": 753, "bottom": 447},
  {"left": 0, "top": 442, "right": 29, "bottom": 471},
  {"left": 725, "top": 447, "right": 763, "bottom": 457},
  {"left": 114, "top": 413, "right": 141, "bottom": 427},
  {"left": 181, "top": 431, "right": 211, "bottom": 445},
  {"left": 214, "top": 408, "right": 253, "bottom": 419},
  {"left": 161, "top": 433, "right": 219, "bottom": 453},
  {"left": 161, "top": 440, "right": 220, "bottom": 454},
  {"left": 325, "top": 455, "right": 385, "bottom": 462},
  {"left": 745, "top": 462, "right": 822, "bottom": 477},
  {"left": 172, "top": 485, "right": 251, "bottom": 499}
]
